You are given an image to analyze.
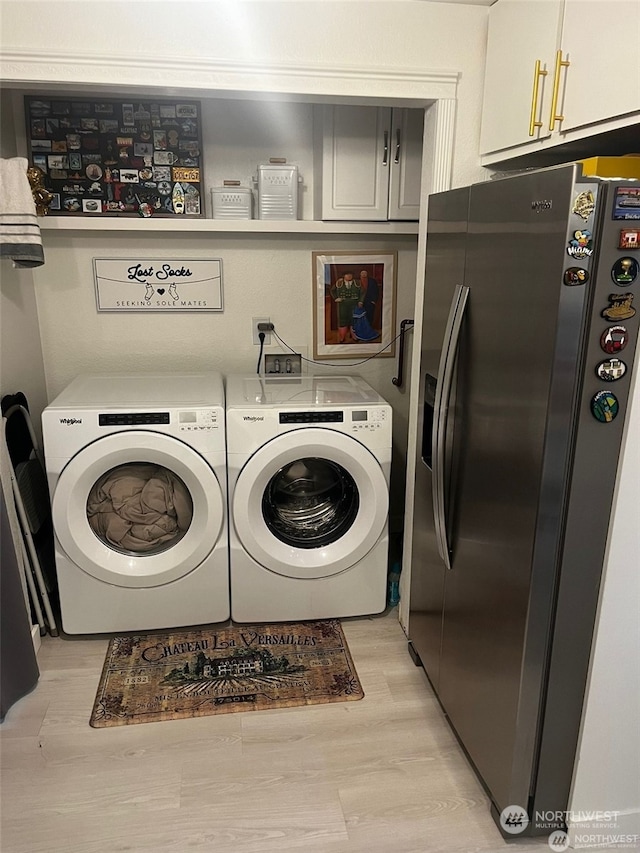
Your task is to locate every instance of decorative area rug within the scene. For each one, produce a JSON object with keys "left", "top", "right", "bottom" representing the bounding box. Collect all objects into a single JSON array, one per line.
[{"left": 90, "top": 620, "right": 363, "bottom": 727}]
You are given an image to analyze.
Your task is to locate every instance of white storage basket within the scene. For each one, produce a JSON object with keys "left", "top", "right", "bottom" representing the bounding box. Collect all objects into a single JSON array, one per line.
[
  {"left": 210, "top": 184, "right": 253, "bottom": 219},
  {"left": 256, "top": 162, "right": 299, "bottom": 220}
]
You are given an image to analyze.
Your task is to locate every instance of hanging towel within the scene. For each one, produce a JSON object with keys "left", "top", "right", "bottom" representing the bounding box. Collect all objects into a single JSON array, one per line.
[{"left": 0, "top": 157, "right": 44, "bottom": 268}]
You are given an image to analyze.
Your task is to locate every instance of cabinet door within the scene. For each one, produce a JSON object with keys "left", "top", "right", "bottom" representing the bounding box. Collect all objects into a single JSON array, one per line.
[
  {"left": 320, "top": 105, "right": 391, "bottom": 220},
  {"left": 480, "top": 0, "right": 563, "bottom": 155},
  {"left": 559, "top": 0, "right": 640, "bottom": 133},
  {"left": 388, "top": 108, "right": 423, "bottom": 221}
]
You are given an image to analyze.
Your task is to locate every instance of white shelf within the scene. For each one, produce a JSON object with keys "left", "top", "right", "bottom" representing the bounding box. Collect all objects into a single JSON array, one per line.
[{"left": 38, "top": 217, "right": 418, "bottom": 235}]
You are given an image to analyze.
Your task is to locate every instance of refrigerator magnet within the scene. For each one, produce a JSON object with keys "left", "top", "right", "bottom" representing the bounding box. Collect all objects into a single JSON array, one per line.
[
  {"left": 563, "top": 267, "right": 589, "bottom": 286},
  {"left": 611, "top": 257, "right": 639, "bottom": 285},
  {"left": 619, "top": 229, "right": 640, "bottom": 250},
  {"left": 595, "top": 358, "right": 627, "bottom": 382},
  {"left": 591, "top": 391, "right": 619, "bottom": 423},
  {"left": 567, "top": 230, "right": 593, "bottom": 258},
  {"left": 572, "top": 190, "right": 595, "bottom": 221},
  {"left": 601, "top": 293, "right": 636, "bottom": 322},
  {"left": 600, "top": 325, "right": 629, "bottom": 354},
  {"left": 612, "top": 186, "right": 640, "bottom": 220}
]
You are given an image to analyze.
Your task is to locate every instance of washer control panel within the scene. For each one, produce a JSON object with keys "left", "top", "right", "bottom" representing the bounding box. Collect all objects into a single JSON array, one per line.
[
  {"left": 178, "top": 409, "right": 219, "bottom": 431},
  {"left": 99, "top": 412, "right": 170, "bottom": 426}
]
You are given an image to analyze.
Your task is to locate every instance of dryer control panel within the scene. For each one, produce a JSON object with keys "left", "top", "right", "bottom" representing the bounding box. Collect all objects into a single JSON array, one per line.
[{"left": 279, "top": 411, "right": 343, "bottom": 424}]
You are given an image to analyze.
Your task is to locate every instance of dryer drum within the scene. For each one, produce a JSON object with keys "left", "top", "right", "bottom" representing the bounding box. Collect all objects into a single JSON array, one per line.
[{"left": 262, "top": 457, "right": 359, "bottom": 549}]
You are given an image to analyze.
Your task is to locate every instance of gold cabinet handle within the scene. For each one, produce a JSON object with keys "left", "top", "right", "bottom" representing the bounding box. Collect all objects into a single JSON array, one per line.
[
  {"left": 529, "top": 59, "right": 548, "bottom": 136},
  {"left": 549, "top": 50, "right": 570, "bottom": 130}
]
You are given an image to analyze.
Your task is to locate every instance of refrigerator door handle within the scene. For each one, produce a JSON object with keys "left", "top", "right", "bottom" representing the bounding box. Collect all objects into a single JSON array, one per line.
[{"left": 431, "top": 284, "right": 469, "bottom": 570}]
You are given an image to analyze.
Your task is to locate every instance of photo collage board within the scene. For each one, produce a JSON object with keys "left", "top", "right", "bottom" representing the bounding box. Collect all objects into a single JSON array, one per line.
[{"left": 25, "top": 96, "right": 204, "bottom": 217}]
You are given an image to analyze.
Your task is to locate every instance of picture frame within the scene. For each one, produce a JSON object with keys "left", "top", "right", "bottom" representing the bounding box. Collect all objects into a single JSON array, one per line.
[
  {"left": 93, "top": 258, "right": 223, "bottom": 312},
  {"left": 24, "top": 95, "right": 204, "bottom": 217},
  {"left": 312, "top": 251, "right": 397, "bottom": 359}
]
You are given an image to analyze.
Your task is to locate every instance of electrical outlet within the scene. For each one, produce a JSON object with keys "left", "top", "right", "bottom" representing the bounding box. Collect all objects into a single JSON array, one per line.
[{"left": 252, "top": 317, "right": 271, "bottom": 345}]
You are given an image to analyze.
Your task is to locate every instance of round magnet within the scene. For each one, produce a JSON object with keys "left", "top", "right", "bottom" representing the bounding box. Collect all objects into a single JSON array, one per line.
[
  {"left": 591, "top": 390, "right": 619, "bottom": 423},
  {"left": 564, "top": 267, "right": 589, "bottom": 286},
  {"left": 600, "top": 325, "right": 629, "bottom": 354},
  {"left": 596, "top": 358, "right": 627, "bottom": 382},
  {"left": 85, "top": 163, "right": 102, "bottom": 181},
  {"left": 611, "top": 257, "right": 638, "bottom": 286}
]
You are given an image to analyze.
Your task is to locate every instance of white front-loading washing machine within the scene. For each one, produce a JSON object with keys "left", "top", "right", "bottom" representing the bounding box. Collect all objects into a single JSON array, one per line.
[
  {"left": 42, "top": 373, "right": 229, "bottom": 634},
  {"left": 226, "top": 374, "right": 392, "bottom": 622}
]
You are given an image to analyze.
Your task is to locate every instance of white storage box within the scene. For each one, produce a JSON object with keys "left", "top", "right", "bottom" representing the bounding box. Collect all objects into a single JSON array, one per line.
[
  {"left": 257, "top": 162, "right": 299, "bottom": 220},
  {"left": 210, "top": 184, "right": 253, "bottom": 219}
]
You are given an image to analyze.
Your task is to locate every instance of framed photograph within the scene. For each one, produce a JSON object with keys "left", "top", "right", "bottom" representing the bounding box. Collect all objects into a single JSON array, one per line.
[{"left": 312, "top": 251, "right": 397, "bottom": 359}]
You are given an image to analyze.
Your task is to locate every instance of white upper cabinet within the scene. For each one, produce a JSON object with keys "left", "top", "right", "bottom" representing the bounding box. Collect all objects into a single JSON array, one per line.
[
  {"left": 560, "top": 0, "right": 640, "bottom": 133},
  {"left": 317, "top": 105, "right": 423, "bottom": 221},
  {"left": 480, "top": 0, "right": 563, "bottom": 154},
  {"left": 480, "top": 0, "right": 640, "bottom": 161},
  {"left": 388, "top": 108, "right": 424, "bottom": 220}
]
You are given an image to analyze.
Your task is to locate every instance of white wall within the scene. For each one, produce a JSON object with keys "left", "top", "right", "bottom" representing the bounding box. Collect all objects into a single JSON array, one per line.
[
  {"left": 568, "top": 337, "right": 640, "bottom": 846},
  {"left": 0, "top": 266, "right": 48, "bottom": 437},
  {"left": 0, "top": 89, "right": 48, "bottom": 426}
]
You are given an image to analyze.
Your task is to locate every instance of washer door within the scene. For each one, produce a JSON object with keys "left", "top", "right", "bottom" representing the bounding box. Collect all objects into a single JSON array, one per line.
[
  {"left": 232, "top": 428, "right": 388, "bottom": 579},
  {"left": 52, "top": 430, "right": 223, "bottom": 588}
]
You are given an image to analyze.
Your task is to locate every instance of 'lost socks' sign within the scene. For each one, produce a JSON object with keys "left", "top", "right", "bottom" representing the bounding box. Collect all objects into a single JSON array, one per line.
[{"left": 93, "top": 258, "right": 223, "bottom": 312}]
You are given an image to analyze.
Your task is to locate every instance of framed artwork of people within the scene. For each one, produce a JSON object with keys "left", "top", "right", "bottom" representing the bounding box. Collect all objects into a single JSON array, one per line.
[{"left": 312, "top": 251, "right": 397, "bottom": 359}]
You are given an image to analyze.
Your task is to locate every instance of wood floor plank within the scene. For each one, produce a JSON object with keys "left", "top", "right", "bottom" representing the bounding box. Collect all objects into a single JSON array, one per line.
[
  {"left": 1, "top": 805, "right": 349, "bottom": 853},
  {"left": 35, "top": 716, "right": 242, "bottom": 768},
  {"left": 1, "top": 759, "right": 182, "bottom": 818}
]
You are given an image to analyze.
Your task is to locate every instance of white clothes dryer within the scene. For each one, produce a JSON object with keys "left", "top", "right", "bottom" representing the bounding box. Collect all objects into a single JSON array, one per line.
[
  {"left": 226, "top": 374, "right": 392, "bottom": 622},
  {"left": 42, "top": 373, "right": 229, "bottom": 634}
]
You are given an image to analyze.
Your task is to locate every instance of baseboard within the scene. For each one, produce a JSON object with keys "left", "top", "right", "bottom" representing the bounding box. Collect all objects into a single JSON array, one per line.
[{"left": 31, "top": 624, "right": 41, "bottom": 656}]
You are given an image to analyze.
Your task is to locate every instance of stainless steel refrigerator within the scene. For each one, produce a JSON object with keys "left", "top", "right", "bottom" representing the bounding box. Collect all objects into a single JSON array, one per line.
[{"left": 408, "top": 163, "right": 639, "bottom": 836}]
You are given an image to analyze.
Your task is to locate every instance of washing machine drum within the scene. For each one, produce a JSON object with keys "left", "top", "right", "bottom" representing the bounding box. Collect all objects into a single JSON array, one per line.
[
  {"left": 52, "top": 431, "right": 224, "bottom": 588},
  {"left": 233, "top": 428, "right": 388, "bottom": 579}
]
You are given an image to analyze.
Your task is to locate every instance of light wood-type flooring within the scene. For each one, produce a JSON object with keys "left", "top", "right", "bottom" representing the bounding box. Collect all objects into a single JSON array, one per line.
[{"left": 1, "top": 609, "right": 553, "bottom": 853}]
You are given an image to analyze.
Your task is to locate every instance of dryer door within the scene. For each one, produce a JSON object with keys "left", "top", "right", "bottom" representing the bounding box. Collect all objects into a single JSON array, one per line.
[
  {"left": 232, "top": 428, "right": 388, "bottom": 578},
  {"left": 52, "top": 431, "right": 224, "bottom": 588}
]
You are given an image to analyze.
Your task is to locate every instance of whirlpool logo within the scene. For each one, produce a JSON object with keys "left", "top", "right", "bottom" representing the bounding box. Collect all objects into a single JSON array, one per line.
[
  {"left": 531, "top": 199, "right": 553, "bottom": 213},
  {"left": 59, "top": 418, "right": 82, "bottom": 425},
  {"left": 243, "top": 416, "right": 264, "bottom": 422}
]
